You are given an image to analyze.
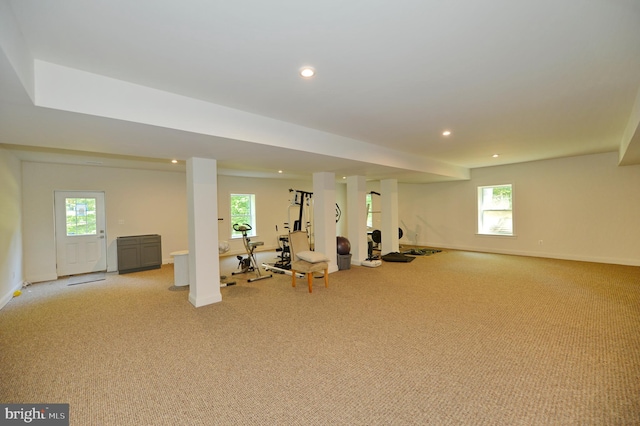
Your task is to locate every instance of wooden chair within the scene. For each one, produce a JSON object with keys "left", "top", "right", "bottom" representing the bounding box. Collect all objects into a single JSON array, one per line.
[{"left": 288, "top": 231, "right": 329, "bottom": 293}]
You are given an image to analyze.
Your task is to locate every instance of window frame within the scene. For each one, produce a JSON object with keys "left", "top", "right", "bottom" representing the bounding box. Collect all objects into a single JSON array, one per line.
[
  {"left": 477, "top": 183, "right": 514, "bottom": 236},
  {"left": 230, "top": 193, "right": 257, "bottom": 239}
]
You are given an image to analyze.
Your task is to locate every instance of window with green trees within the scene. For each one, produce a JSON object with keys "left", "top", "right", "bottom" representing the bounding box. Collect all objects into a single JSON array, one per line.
[
  {"left": 477, "top": 184, "right": 513, "bottom": 235},
  {"left": 230, "top": 193, "right": 256, "bottom": 238},
  {"left": 65, "top": 197, "right": 97, "bottom": 236}
]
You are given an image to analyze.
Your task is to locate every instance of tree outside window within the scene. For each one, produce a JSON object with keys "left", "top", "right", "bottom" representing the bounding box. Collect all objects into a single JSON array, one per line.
[
  {"left": 477, "top": 184, "right": 513, "bottom": 235},
  {"left": 66, "top": 197, "right": 97, "bottom": 236},
  {"left": 230, "top": 193, "right": 256, "bottom": 238}
]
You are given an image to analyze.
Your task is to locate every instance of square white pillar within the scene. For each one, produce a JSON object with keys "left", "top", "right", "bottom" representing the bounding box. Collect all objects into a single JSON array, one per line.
[
  {"left": 381, "top": 179, "right": 399, "bottom": 254},
  {"left": 187, "top": 157, "right": 222, "bottom": 307},
  {"left": 313, "top": 172, "right": 338, "bottom": 273},
  {"left": 347, "top": 175, "right": 368, "bottom": 264}
]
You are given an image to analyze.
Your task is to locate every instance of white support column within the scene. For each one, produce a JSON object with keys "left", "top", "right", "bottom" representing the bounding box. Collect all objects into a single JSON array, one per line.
[
  {"left": 380, "top": 179, "right": 399, "bottom": 255},
  {"left": 187, "top": 157, "right": 222, "bottom": 307},
  {"left": 313, "top": 172, "right": 339, "bottom": 273},
  {"left": 347, "top": 175, "right": 368, "bottom": 265}
]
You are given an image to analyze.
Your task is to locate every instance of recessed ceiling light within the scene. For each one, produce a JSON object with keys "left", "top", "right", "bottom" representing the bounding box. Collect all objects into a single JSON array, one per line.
[
  {"left": 442, "top": 130, "right": 451, "bottom": 136},
  {"left": 171, "top": 159, "right": 178, "bottom": 164},
  {"left": 278, "top": 170, "right": 283, "bottom": 174},
  {"left": 300, "top": 67, "right": 315, "bottom": 78},
  {"left": 492, "top": 154, "right": 499, "bottom": 158}
]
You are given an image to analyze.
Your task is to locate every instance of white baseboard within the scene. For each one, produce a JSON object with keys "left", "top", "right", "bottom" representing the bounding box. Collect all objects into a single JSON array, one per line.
[
  {"left": 0, "top": 290, "right": 14, "bottom": 311},
  {"left": 0, "top": 280, "right": 24, "bottom": 311},
  {"left": 189, "top": 292, "right": 222, "bottom": 307},
  {"left": 415, "top": 242, "right": 640, "bottom": 267}
]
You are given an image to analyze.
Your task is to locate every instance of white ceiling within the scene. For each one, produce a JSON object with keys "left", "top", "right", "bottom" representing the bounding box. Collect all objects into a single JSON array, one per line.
[{"left": 1, "top": 0, "right": 640, "bottom": 182}]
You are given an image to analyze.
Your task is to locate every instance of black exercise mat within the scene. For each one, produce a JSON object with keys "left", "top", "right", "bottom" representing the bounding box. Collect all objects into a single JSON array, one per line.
[{"left": 381, "top": 252, "right": 415, "bottom": 262}]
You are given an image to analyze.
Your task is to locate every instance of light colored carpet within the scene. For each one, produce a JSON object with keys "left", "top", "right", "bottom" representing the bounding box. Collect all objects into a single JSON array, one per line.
[{"left": 1, "top": 250, "right": 639, "bottom": 425}]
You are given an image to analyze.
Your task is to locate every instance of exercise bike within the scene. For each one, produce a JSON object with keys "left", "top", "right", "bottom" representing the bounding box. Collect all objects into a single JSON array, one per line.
[{"left": 231, "top": 223, "right": 272, "bottom": 282}]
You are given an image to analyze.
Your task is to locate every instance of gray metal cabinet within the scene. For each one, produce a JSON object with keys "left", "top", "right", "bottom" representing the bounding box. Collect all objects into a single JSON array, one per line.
[{"left": 117, "top": 234, "right": 162, "bottom": 274}]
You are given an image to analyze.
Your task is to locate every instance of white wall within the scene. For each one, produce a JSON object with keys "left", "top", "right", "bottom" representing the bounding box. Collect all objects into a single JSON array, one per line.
[
  {"left": 216, "top": 175, "right": 312, "bottom": 258},
  {"left": 18, "top": 151, "right": 639, "bottom": 286},
  {"left": 0, "top": 148, "right": 23, "bottom": 308},
  {"left": 19, "top": 163, "right": 322, "bottom": 282},
  {"left": 398, "top": 152, "right": 640, "bottom": 266},
  {"left": 336, "top": 182, "right": 348, "bottom": 238},
  {"left": 22, "top": 162, "right": 189, "bottom": 281}
]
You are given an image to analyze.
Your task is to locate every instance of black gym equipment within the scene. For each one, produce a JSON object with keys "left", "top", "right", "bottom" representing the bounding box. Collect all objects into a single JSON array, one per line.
[
  {"left": 263, "top": 231, "right": 302, "bottom": 277},
  {"left": 370, "top": 227, "right": 404, "bottom": 249},
  {"left": 271, "top": 229, "right": 292, "bottom": 271},
  {"left": 262, "top": 188, "right": 310, "bottom": 276},
  {"left": 231, "top": 223, "right": 272, "bottom": 282},
  {"left": 288, "top": 188, "right": 341, "bottom": 231},
  {"left": 367, "top": 191, "right": 403, "bottom": 249},
  {"left": 289, "top": 188, "right": 314, "bottom": 232},
  {"left": 264, "top": 188, "right": 344, "bottom": 274},
  {"left": 262, "top": 190, "right": 306, "bottom": 275}
]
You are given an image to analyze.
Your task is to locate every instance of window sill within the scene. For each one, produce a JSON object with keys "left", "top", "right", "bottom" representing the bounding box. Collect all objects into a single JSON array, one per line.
[{"left": 475, "top": 233, "right": 517, "bottom": 238}]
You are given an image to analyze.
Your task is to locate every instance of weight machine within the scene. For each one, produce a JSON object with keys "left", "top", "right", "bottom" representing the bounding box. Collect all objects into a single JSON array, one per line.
[
  {"left": 263, "top": 189, "right": 314, "bottom": 276},
  {"left": 263, "top": 188, "right": 344, "bottom": 275}
]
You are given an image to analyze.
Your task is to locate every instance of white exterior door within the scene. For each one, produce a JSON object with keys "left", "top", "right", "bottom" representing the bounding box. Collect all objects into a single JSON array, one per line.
[{"left": 55, "top": 191, "right": 107, "bottom": 276}]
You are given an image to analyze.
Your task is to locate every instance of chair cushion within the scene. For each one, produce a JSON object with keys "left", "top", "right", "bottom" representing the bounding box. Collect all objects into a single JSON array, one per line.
[
  {"left": 291, "top": 259, "right": 328, "bottom": 273},
  {"left": 296, "top": 250, "right": 329, "bottom": 263}
]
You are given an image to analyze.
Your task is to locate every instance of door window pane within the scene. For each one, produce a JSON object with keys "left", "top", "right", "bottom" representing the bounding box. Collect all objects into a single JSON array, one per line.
[{"left": 66, "top": 198, "right": 97, "bottom": 236}]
